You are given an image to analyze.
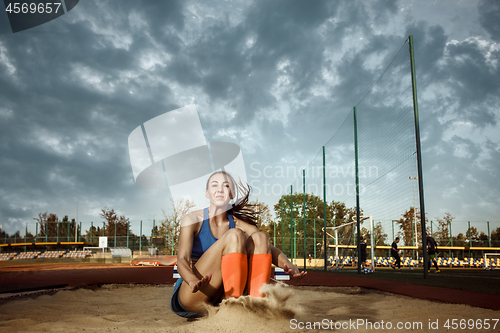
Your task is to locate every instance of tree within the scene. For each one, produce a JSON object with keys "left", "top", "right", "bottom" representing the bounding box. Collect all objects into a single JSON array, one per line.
[
  {"left": 491, "top": 227, "right": 500, "bottom": 247},
  {"left": 465, "top": 226, "right": 479, "bottom": 244},
  {"left": 433, "top": 213, "right": 453, "bottom": 245},
  {"left": 158, "top": 198, "right": 196, "bottom": 255},
  {"left": 273, "top": 193, "right": 359, "bottom": 259},
  {"left": 33, "top": 212, "right": 61, "bottom": 240},
  {"left": 249, "top": 200, "right": 273, "bottom": 236},
  {"left": 478, "top": 231, "right": 488, "bottom": 247},
  {"left": 491, "top": 227, "right": 500, "bottom": 240},
  {"left": 99, "top": 209, "right": 132, "bottom": 247},
  {"left": 454, "top": 233, "right": 466, "bottom": 247},
  {"left": 361, "top": 222, "right": 387, "bottom": 245},
  {"left": 396, "top": 207, "right": 425, "bottom": 247}
]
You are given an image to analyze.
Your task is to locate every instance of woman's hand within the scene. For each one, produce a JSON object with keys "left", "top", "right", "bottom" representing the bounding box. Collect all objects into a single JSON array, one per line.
[
  {"left": 187, "top": 274, "right": 212, "bottom": 293},
  {"left": 283, "top": 263, "right": 307, "bottom": 279}
]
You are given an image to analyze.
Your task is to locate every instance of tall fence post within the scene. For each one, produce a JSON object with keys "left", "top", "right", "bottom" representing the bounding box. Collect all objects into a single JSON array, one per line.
[
  {"left": 171, "top": 232, "right": 175, "bottom": 255},
  {"left": 303, "top": 169, "right": 306, "bottom": 271},
  {"left": 290, "top": 185, "right": 293, "bottom": 260},
  {"left": 354, "top": 106, "right": 361, "bottom": 274},
  {"left": 409, "top": 34, "right": 428, "bottom": 278},
  {"left": 323, "top": 146, "right": 327, "bottom": 271},
  {"left": 273, "top": 219, "right": 276, "bottom": 247},
  {"left": 280, "top": 196, "right": 284, "bottom": 250},
  {"left": 487, "top": 221, "right": 491, "bottom": 247},
  {"left": 449, "top": 220, "right": 453, "bottom": 258},
  {"left": 468, "top": 221, "right": 471, "bottom": 258}
]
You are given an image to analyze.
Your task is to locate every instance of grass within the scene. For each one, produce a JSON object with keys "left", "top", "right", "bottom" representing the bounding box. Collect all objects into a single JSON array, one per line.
[{"left": 326, "top": 267, "right": 500, "bottom": 295}]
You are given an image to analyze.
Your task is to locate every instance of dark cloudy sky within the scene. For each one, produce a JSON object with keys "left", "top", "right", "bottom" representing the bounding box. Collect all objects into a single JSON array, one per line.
[{"left": 0, "top": 0, "right": 499, "bottom": 236}]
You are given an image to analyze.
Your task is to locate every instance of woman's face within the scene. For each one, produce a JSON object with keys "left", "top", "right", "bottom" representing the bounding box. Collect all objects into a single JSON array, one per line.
[{"left": 205, "top": 173, "right": 234, "bottom": 207}]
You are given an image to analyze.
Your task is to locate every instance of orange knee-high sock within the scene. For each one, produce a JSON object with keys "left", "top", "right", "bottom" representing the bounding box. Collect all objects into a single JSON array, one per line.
[
  {"left": 248, "top": 253, "right": 272, "bottom": 298},
  {"left": 221, "top": 252, "right": 248, "bottom": 298}
]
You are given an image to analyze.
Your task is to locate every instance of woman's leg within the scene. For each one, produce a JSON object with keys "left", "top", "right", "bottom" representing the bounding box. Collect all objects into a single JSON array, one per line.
[
  {"left": 246, "top": 231, "right": 272, "bottom": 297},
  {"left": 178, "top": 228, "right": 247, "bottom": 313}
]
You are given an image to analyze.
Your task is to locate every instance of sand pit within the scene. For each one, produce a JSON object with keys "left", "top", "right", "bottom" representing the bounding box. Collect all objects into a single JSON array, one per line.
[{"left": 0, "top": 284, "right": 498, "bottom": 333}]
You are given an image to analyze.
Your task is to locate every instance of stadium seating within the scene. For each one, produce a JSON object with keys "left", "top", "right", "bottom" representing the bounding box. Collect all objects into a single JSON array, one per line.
[
  {"left": 62, "top": 250, "right": 91, "bottom": 258},
  {"left": 12, "top": 251, "right": 40, "bottom": 260},
  {"left": 39, "top": 250, "right": 66, "bottom": 259},
  {"left": 0, "top": 252, "right": 16, "bottom": 261}
]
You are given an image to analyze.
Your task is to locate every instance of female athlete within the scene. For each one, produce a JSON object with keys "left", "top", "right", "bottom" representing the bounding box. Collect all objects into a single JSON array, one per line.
[{"left": 170, "top": 170, "right": 306, "bottom": 318}]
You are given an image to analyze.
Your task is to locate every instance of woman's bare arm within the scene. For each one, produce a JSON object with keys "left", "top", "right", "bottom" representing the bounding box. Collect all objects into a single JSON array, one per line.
[
  {"left": 270, "top": 246, "right": 307, "bottom": 278},
  {"left": 176, "top": 213, "right": 212, "bottom": 292}
]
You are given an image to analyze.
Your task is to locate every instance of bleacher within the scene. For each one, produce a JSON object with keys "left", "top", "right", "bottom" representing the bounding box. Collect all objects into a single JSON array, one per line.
[
  {"left": 328, "top": 255, "right": 499, "bottom": 269},
  {"left": 12, "top": 251, "right": 40, "bottom": 260},
  {"left": 0, "top": 252, "right": 16, "bottom": 261},
  {"left": 38, "top": 250, "right": 66, "bottom": 259},
  {"left": 62, "top": 250, "right": 91, "bottom": 259}
]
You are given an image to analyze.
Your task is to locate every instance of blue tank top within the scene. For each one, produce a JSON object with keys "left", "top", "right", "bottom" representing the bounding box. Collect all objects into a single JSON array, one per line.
[{"left": 191, "top": 208, "right": 235, "bottom": 259}]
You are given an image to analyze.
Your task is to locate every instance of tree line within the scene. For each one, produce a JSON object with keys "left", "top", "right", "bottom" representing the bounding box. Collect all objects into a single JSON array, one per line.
[{"left": 2, "top": 194, "right": 499, "bottom": 256}]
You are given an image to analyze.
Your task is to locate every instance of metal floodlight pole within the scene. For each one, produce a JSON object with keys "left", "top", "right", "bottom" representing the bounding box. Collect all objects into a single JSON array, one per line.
[
  {"left": 303, "top": 169, "right": 306, "bottom": 271},
  {"left": 91, "top": 222, "right": 93, "bottom": 244},
  {"left": 354, "top": 107, "right": 361, "bottom": 274},
  {"left": 409, "top": 35, "right": 428, "bottom": 278},
  {"left": 323, "top": 146, "right": 327, "bottom": 271}
]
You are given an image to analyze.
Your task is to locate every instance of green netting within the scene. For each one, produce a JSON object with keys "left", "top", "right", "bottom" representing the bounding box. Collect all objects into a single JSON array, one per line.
[{"left": 355, "top": 39, "right": 417, "bottom": 246}]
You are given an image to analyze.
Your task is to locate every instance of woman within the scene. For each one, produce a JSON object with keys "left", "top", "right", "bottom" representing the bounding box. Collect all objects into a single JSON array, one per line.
[{"left": 170, "top": 171, "right": 306, "bottom": 318}]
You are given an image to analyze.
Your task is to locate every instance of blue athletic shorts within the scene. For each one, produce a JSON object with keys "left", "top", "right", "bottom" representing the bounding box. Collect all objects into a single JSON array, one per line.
[{"left": 170, "top": 278, "right": 203, "bottom": 319}]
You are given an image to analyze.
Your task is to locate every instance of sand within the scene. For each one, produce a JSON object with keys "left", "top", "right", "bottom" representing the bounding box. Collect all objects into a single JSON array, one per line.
[{"left": 0, "top": 284, "right": 498, "bottom": 333}]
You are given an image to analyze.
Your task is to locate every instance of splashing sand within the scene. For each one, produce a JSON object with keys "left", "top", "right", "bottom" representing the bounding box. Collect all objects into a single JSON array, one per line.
[{"left": 206, "top": 284, "right": 300, "bottom": 319}]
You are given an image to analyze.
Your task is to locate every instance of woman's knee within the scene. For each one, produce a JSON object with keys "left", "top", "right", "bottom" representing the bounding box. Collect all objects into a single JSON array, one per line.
[
  {"left": 222, "top": 228, "right": 247, "bottom": 253},
  {"left": 247, "top": 231, "right": 271, "bottom": 254}
]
